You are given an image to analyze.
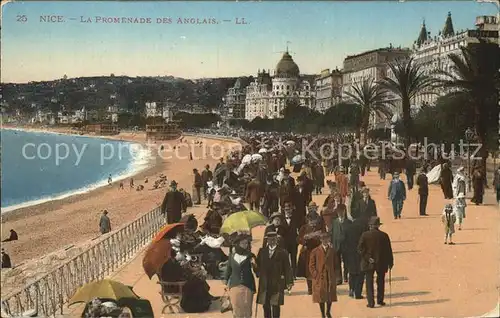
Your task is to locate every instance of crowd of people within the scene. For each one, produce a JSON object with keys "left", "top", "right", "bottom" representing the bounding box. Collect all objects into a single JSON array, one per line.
[{"left": 151, "top": 131, "right": 500, "bottom": 317}]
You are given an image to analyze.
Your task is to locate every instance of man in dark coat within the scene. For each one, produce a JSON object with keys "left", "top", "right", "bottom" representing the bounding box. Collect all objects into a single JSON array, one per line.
[
  {"left": 311, "top": 162, "right": 325, "bottom": 195},
  {"left": 246, "top": 177, "right": 262, "bottom": 211},
  {"left": 440, "top": 163, "right": 454, "bottom": 199},
  {"left": 201, "top": 164, "right": 213, "bottom": 200},
  {"left": 344, "top": 218, "right": 367, "bottom": 299},
  {"left": 1, "top": 249, "right": 12, "bottom": 268},
  {"left": 193, "top": 168, "right": 203, "bottom": 205},
  {"left": 161, "top": 180, "right": 187, "bottom": 224},
  {"left": 405, "top": 159, "right": 416, "bottom": 190},
  {"left": 214, "top": 158, "right": 225, "bottom": 187},
  {"left": 330, "top": 204, "right": 351, "bottom": 284},
  {"left": 99, "top": 210, "right": 111, "bottom": 234},
  {"left": 262, "top": 176, "right": 280, "bottom": 218},
  {"left": 358, "top": 217, "right": 394, "bottom": 308},
  {"left": 255, "top": 231, "right": 293, "bottom": 318},
  {"left": 416, "top": 169, "right": 429, "bottom": 216},
  {"left": 472, "top": 167, "right": 485, "bottom": 205},
  {"left": 352, "top": 187, "right": 377, "bottom": 222},
  {"left": 293, "top": 178, "right": 311, "bottom": 228},
  {"left": 279, "top": 169, "right": 295, "bottom": 208},
  {"left": 282, "top": 202, "right": 300, "bottom": 278}
]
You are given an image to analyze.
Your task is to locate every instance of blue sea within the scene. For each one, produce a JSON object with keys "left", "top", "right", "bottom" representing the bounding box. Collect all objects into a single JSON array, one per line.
[{"left": 1, "top": 129, "right": 152, "bottom": 212}]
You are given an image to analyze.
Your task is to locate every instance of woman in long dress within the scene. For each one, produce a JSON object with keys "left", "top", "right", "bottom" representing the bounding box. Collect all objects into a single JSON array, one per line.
[{"left": 223, "top": 235, "right": 257, "bottom": 318}]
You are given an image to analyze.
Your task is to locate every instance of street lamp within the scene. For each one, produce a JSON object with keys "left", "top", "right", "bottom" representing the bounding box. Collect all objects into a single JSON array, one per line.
[{"left": 465, "top": 127, "right": 475, "bottom": 191}]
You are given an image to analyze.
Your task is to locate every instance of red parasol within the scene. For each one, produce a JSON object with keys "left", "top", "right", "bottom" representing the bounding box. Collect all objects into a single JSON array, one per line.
[
  {"left": 152, "top": 223, "right": 184, "bottom": 243},
  {"left": 142, "top": 239, "right": 172, "bottom": 279}
]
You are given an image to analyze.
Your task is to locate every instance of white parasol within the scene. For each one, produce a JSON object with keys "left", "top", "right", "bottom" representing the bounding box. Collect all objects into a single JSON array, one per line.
[
  {"left": 286, "top": 140, "right": 295, "bottom": 146},
  {"left": 241, "top": 154, "right": 252, "bottom": 165},
  {"left": 258, "top": 148, "right": 268, "bottom": 154},
  {"left": 251, "top": 153, "right": 263, "bottom": 162}
]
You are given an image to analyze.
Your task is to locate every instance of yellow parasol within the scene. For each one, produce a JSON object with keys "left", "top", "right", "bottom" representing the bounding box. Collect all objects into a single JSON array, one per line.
[
  {"left": 220, "top": 210, "right": 267, "bottom": 235},
  {"left": 69, "top": 279, "right": 139, "bottom": 305}
]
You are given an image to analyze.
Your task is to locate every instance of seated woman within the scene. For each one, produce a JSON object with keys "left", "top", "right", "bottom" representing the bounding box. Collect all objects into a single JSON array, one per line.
[
  {"left": 179, "top": 260, "right": 215, "bottom": 313},
  {"left": 159, "top": 250, "right": 214, "bottom": 313}
]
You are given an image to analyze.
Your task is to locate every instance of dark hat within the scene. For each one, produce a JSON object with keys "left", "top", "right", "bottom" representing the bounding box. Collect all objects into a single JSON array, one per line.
[
  {"left": 103, "top": 209, "right": 108, "bottom": 214},
  {"left": 270, "top": 212, "right": 282, "bottom": 220},
  {"left": 359, "top": 181, "right": 366, "bottom": 187},
  {"left": 368, "top": 216, "right": 382, "bottom": 226},
  {"left": 233, "top": 233, "right": 252, "bottom": 243},
  {"left": 361, "top": 187, "right": 370, "bottom": 194},
  {"left": 170, "top": 180, "right": 178, "bottom": 186},
  {"left": 265, "top": 231, "right": 278, "bottom": 238},
  {"left": 445, "top": 203, "right": 453, "bottom": 211}
]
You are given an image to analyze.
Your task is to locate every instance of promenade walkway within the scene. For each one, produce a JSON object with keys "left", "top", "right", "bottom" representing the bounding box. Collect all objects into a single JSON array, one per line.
[{"left": 67, "top": 170, "right": 499, "bottom": 317}]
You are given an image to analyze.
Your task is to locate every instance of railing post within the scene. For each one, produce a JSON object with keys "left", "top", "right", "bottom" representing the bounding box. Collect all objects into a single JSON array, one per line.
[{"left": 2, "top": 204, "right": 165, "bottom": 317}]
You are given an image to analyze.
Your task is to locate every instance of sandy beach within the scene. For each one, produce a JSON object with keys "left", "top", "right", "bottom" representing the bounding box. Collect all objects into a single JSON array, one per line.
[{"left": 1, "top": 127, "right": 241, "bottom": 296}]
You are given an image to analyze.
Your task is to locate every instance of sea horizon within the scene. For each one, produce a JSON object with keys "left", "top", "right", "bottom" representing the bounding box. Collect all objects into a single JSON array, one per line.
[{"left": 0, "top": 128, "right": 153, "bottom": 213}]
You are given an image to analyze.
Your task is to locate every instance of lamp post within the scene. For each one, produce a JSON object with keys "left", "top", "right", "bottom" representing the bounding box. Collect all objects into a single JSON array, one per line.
[{"left": 465, "top": 128, "right": 475, "bottom": 192}]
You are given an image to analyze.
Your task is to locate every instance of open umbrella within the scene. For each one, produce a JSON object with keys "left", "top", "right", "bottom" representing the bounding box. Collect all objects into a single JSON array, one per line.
[
  {"left": 152, "top": 223, "right": 184, "bottom": 243},
  {"left": 258, "top": 148, "right": 267, "bottom": 154},
  {"left": 220, "top": 210, "right": 267, "bottom": 234},
  {"left": 286, "top": 140, "right": 295, "bottom": 146},
  {"left": 142, "top": 239, "right": 172, "bottom": 279},
  {"left": 69, "top": 279, "right": 139, "bottom": 305}
]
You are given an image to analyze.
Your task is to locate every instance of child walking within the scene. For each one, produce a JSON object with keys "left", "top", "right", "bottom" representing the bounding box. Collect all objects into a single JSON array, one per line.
[
  {"left": 454, "top": 193, "right": 467, "bottom": 230},
  {"left": 441, "top": 204, "right": 457, "bottom": 245}
]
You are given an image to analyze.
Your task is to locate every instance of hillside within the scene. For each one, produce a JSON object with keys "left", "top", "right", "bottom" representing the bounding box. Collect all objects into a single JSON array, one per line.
[{"left": 1, "top": 75, "right": 255, "bottom": 115}]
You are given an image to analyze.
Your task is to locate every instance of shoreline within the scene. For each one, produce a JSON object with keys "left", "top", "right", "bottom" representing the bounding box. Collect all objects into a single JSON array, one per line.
[
  {"left": 1, "top": 127, "right": 155, "bottom": 218},
  {"left": 1, "top": 126, "right": 155, "bottom": 216},
  {"left": 1, "top": 129, "right": 241, "bottom": 297}
]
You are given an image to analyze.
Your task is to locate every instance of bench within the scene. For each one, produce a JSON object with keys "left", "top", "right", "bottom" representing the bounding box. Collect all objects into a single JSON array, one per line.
[{"left": 157, "top": 281, "right": 187, "bottom": 314}]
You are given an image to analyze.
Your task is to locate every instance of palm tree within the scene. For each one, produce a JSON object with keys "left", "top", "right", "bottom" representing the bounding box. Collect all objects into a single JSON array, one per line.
[
  {"left": 379, "top": 58, "right": 435, "bottom": 146},
  {"left": 433, "top": 40, "right": 500, "bottom": 172},
  {"left": 344, "top": 78, "right": 393, "bottom": 144}
]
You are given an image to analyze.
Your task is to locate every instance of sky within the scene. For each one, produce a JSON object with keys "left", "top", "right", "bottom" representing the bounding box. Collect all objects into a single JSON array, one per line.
[{"left": 1, "top": 0, "right": 497, "bottom": 83}]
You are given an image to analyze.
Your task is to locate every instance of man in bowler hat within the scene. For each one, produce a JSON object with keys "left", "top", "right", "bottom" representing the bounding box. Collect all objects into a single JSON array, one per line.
[
  {"left": 161, "top": 180, "right": 187, "bottom": 223},
  {"left": 255, "top": 231, "right": 293, "bottom": 318},
  {"left": 358, "top": 217, "right": 393, "bottom": 308}
]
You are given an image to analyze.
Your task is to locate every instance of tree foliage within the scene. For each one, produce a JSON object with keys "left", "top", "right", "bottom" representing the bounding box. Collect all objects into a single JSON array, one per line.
[
  {"left": 379, "top": 58, "right": 435, "bottom": 146},
  {"left": 344, "top": 78, "right": 393, "bottom": 143}
]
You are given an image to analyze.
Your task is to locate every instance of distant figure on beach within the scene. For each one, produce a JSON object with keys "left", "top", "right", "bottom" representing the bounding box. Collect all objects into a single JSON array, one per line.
[
  {"left": 144, "top": 177, "right": 149, "bottom": 184},
  {"left": 119, "top": 181, "right": 124, "bottom": 190},
  {"left": 1, "top": 249, "right": 12, "bottom": 268},
  {"left": 99, "top": 210, "right": 111, "bottom": 234},
  {"left": 130, "top": 178, "right": 134, "bottom": 189},
  {"left": 189, "top": 151, "right": 193, "bottom": 161},
  {"left": 108, "top": 174, "right": 113, "bottom": 185},
  {"left": 2, "top": 229, "right": 18, "bottom": 242}
]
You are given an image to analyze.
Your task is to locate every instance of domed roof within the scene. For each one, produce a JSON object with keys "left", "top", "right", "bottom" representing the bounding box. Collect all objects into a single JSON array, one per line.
[{"left": 275, "top": 52, "right": 300, "bottom": 78}]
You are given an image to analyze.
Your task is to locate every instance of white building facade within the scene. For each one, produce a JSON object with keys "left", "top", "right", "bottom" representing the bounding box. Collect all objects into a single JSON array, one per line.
[
  {"left": 342, "top": 47, "right": 411, "bottom": 128},
  {"left": 224, "top": 78, "right": 247, "bottom": 119},
  {"left": 245, "top": 51, "right": 315, "bottom": 121},
  {"left": 411, "top": 13, "right": 499, "bottom": 107},
  {"left": 314, "top": 69, "right": 343, "bottom": 113}
]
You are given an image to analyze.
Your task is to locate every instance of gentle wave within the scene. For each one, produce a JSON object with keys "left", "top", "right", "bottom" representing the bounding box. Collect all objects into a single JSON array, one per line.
[{"left": 1, "top": 128, "right": 153, "bottom": 214}]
